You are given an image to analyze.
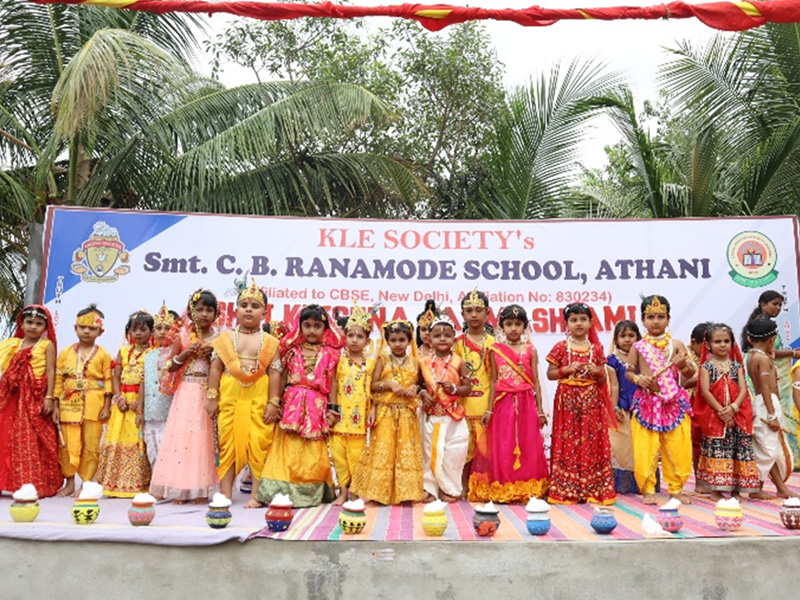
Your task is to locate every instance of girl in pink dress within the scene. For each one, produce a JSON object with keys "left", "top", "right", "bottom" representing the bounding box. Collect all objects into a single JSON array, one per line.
[
  {"left": 469, "top": 305, "right": 549, "bottom": 503},
  {"left": 150, "top": 290, "right": 220, "bottom": 503}
]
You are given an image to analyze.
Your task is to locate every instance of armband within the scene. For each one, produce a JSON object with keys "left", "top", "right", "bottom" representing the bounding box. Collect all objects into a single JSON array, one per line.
[
  {"left": 206, "top": 388, "right": 219, "bottom": 400},
  {"left": 268, "top": 397, "right": 282, "bottom": 408}
]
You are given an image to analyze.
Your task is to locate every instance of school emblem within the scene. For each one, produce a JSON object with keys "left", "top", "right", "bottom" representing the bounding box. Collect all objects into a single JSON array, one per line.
[
  {"left": 70, "top": 221, "right": 130, "bottom": 283},
  {"left": 726, "top": 231, "right": 778, "bottom": 288}
]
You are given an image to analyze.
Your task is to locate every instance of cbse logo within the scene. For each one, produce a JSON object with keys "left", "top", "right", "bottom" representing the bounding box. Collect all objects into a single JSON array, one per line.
[
  {"left": 70, "top": 221, "right": 130, "bottom": 283},
  {"left": 726, "top": 231, "right": 778, "bottom": 288}
]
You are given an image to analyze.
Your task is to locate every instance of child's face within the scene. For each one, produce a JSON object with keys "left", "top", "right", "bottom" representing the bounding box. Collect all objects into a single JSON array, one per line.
[
  {"left": 642, "top": 312, "right": 669, "bottom": 336},
  {"left": 502, "top": 318, "right": 526, "bottom": 343},
  {"left": 130, "top": 323, "right": 153, "bottom": 346},
  {"left": 462, "top": 305, "right": 487, "bottom": 331},
  {"left": 75, "top": 324, "right": 102, "bottom": 345},
  {"left": 761, "top": 298, "right": 783, "bottom": 318},
  {"left": 418, "top": 325, "right": 432, "bottom": 347},
  {"left": 615, "top": 328, "right": 638, "bottom": 353},
  {"left": 387, "top": 331, "right": 410, "bottom": 357},
  {"left": 301, "top": 318, "right": 326, "bottom": 344},
  {"left": 345, "top": 327, "right": 368, "bottom": 354},
  {"left": 431, "top": 325, "right": 455, "bottom": 354},
  {"left": 22, "top": 316, "right": 47, "bottom": 340},
  {"left": 193, "top": 301, "right": 217, "bottom": 329},
  {"left": 708, "top": 329, "right": 732, "bottom": 359},
  {"left": 152, "top": 323, "right": 170, "bottom": 344},
  {"left": 237, "top": 299, "right": 265, "bottom": 329},
  {"left": 567, "top": 312, "right": 591, "bottom": 338}
]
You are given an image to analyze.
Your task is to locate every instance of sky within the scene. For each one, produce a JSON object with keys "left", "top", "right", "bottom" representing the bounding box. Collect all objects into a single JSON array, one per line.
[{"left": 197, "top": 0, "right": 731, "bottom": 168}]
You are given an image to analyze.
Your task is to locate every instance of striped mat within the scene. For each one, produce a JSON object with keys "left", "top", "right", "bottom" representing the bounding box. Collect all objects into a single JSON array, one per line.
[{"left": 251, "top": 475, "right": 800, "bottom": 542}]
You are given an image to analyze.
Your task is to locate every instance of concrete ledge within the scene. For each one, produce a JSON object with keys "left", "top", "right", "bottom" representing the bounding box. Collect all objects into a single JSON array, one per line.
[{"left": 2, "top": 536, "right": 798, "bottom": 600}]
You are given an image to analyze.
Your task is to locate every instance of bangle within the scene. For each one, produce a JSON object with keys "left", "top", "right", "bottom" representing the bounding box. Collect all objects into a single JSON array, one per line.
[
  {"left": 538, "top": 412, "right": 546, "bottom": 417},
  {"left": 557, "top": 366, "right": 565, "bottom": 377},
  {"left": 206, "top": 388, "right": 219, "bottom": 400},
  {"left": 633, "top": 374, "right": 641, "bottom": 385},
  {"left": 268, "top": 397, "right": 282, "bottom": 408},
  {"left": 172, "top": 356, "right": 184, "bottom": 366},
  {"left": 328, "top": 404, "right": 341, "bottom": 414}
]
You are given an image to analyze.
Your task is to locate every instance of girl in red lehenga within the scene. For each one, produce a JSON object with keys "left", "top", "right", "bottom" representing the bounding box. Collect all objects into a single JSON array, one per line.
[
  {"left": 468, "top": 305, "right": 549, "bottom": 503},
  {"left": 0, "top": 305, "right": 62, "bottom": 497},
  {"left": 546, "top": 303, "right": 616, "bottom": 505}
]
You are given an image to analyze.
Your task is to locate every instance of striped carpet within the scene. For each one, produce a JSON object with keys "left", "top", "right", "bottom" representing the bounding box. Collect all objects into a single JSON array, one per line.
[{"left": 251, "top": 474, "right": 800, "bottom": 542}]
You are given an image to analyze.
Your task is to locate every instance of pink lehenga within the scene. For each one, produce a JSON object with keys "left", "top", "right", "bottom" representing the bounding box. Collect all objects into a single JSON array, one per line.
[
  {"left": 149, "top": 328, "right": 220, "bottom": 501},
  {"left": 468, "top": 343, "right": 549, "bottom": 503}
]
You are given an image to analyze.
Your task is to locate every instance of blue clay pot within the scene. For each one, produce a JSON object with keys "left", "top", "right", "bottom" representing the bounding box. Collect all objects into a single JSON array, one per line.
[
  {"left": 590, "top": 510, "right": 617, "bottom": 534},
  {"left": 526, "top": 517, "right": 551, "bottom": 536}
]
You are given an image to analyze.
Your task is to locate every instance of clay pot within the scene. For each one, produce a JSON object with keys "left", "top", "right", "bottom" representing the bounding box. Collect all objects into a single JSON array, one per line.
[
  {"left": 657, "top": 507, "right": 683, "bottom": 533},
  {"left": 472, "top": 508, "right": 501, "bottom": 537},
  {"left": 72, "top": 498, "right": 100, "bottom": 525},
  {"left": 779, "top": 506, "right": 800, "bottom": 530},
  {"left": 338, "top": 508, "right": 367, "bottom": 534},
  {"left": 714, "top": 504, "right": 743, "bottom": 531},
  {"left": 9, "top": 498, "right": 40, "bottom": 523},
  {"left": 206, "top": 508, "right": 232, "bottom": 529},
  {"left": 127, "top": 500, "right": 156, "bottom": 527},
  {"left": 421, "top": 508, "right": 448, "bottom": 537},
  {"left": 590, "top": 508, "right": 617, "bottom": 534},
  {"left": 265, "top": 503, "right": 294, "bottom": 532},
  {"left": 526, "top": 513, "right": 551, "bottom": 536}
]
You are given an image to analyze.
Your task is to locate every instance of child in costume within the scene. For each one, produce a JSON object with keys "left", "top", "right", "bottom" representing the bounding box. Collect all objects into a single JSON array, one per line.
[
  {"left": 350, "top": 320, "right": 425, "bottom": 505},
  {"left": 0, "top": 305, "right": 62, "bottom": 498},
  {"left": 419, "top": 314, "right": 472, "bottom": 502},
  {"left": 694, "top": 323, "right": 760, "bottom": 499},
  {"left": 136, "top": 304, "right": 178, "bottom": 470},
  {"left": 150, "top": 290, "right": 220, "bottom": 503},
  {"left": 95, "top": 310, "right": 154, "bottom": 498},
  {"left": 469, "top": 305, "right": 548, "bottom": 503},
  {"left": 257, "top": 305, "right": 342, "bottom": 508},
  {"left": 454, "top": 290, "right": 495, "bottom": 498},
  {"left": 606, "top": 320, "right": 643, "bottom": 494},
  {"left": 546, "top": 303, "right": 615, "bottom": 505},
  {"left": 54, "top": 305, "right": 113, "bottom": 497},
  {"left": 687, "top": 322, "right": 711, "bottom": 495},
  {"left": 626, "top": 295, "right": 695, "bottom": 505},
  {"left": 329, "top": 304, "right": 376, "bottom": 504},
  {"left": 744, "top": 317, "right": 796, "bottom": 499},
  {"left": 416, "top": 299, "right": 439, "bottom": 359},
  {"left": 207, "top": 281, "right": 280, "bottom": 508}
]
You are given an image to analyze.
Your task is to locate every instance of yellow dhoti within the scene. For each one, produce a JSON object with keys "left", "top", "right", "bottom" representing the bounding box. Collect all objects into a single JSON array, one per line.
[
  {"left": 58, "top": 420, "right": 103, "bottom": 482},
  {"left": 329, "top": 434, "right": 366, "bottom": 488},
  {"left": 631, "top": 416, "right": 692, "bottom": 495}
]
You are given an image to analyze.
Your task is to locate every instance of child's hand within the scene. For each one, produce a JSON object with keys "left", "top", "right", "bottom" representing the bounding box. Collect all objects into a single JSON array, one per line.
[
  {"left": 42, "top": 397, "right": 55, "bottom": 417},
  {"left": 205, "top": 398, "right": 219, "bottom": 418},
  {"left": 440, "top": 381, "right": 457, "bottom": 395},
  {"left": 405, "top": 384, "right": 419, "bottom": 398},
  {"left": 420, "top": 390, "right": 434, "bottom": 409},
  {"left": 51, "top": 404, "right": 60, "bottom": 425},
  {"left": 538, "top": 412, "right": 548, "bottom": 428},
  {"left": 130, "top": 398, "right": 141, "bottom": 414},
  {"left": 263, "top": 403, "right": 281, "bottom": 424},
  {"left": 614, "top": 406, "right": 625, "bottom": 423},
  {"left": 135, "top": 412, "right": 144, "bottom": 429},
  {"left": 768, "top": 417, "right": 782, "bottom": 432},
  {"left": 197, "top": 344, "right": 213, "bottom": 359},
  {"left": 481, "top": 410, "right": 492, "bottom": 427},
  {"left": 586, "top": 364, "right": 603, "bottom": 378},
  {"left": 367, "top": 406, "right": 377, "bottom": 427},
  {"left": 674, "top": 349, "right": 689, "bottom": 370},
  {"left": 325, "top": 410, "right": 340, "bottom": 428},
  {"left": 98, "top": 406, "right": 110, "bottom": 422},
  {"left": 718, "top": 405, "right": 734, "bottom": 421}
]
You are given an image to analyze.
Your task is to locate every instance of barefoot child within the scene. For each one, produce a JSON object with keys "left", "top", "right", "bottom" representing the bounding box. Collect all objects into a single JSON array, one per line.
[
  {"left": 329, "top": 304, "right": 376, "bottom": 505},
  {"left": 257, "top": 305, "right": 342, "bottom": 507},
  {"left": 150, "top": 290, "right": 220, "bottom": 503},
  {"left": 547, "top": 303, "right": 615, "bottom": 505},
  {"left": 419, "top": 315, "right": 471, "bottom": 502},
  {"left": 744, "top": 318, "right": 796, "bottom": 498},
  {"left": 469, "top": 305, "right": 549, "bottom": 503},
  {"left": 626, "top": 295, "right": 695, "bottom": 505},
  {"left": 0, "top": 305, "right": 62, "bottom": 498},
  {"left": 137, "top": 304, "right": 178, "bottom": 470},
  {"left": 350, "top": 321, "right": 425, "bottom": 505},
  {"left": 207, "top": 281, "right": 280, "bottom": 508},
  {"left": 454, "top": 290, "right": 495, "bottom": 497},
  {"left": 54, "top": 305, "right": 113, "bottom": 496},
  {"left": 694, "top": 323, "right": 760, "bottom": 499},
  {"left": 606, "top": 320, "right": 643, "bottom": 494},
  {"left": 95, "top": 310, "right": 154, "bottom": 497}
]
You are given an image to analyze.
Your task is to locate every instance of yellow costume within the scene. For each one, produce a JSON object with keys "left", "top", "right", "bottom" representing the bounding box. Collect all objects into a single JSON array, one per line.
[
  {"left": 454, "top": 332, "right": 495, "bottom": 461},
  {"left": 330, "top": 356, "right": 374, "bottom": 487},
  {"left": 54, "top": 344, "right": 113, "bottom": 482},
  {"left": 95, "top": 345, "right": 152, "bottom": 498},
  {"left": 212, "top": 330, "right": 279, "bottom": 481},
  {"left": 350, "top": 354, "right": 425, "bottom": 504}
]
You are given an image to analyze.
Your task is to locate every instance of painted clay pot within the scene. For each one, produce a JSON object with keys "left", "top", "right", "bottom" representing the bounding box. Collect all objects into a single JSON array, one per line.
[
  {"left": 9, "top": 499, "right": 40, "bottom": 523},
  {"left": 206, "top": 508, "right": 232, "bottom": 529},
  {"left": 72, "top": 498, "right": 100, "bottom": 525},
  {"left": 590, "top": 509, "right": 617, "bottom": 534},
  {"left": 780, "top": 505, "right": 800, "bottom": 530},
  {"left": 714, "top": 505, "right": 743, "bottom": 531},
  {"left": 526, "top": 513, "right": 551, "bottom": 536},
  {"left": 338, "top": 508, "right": 367, "bottom": 534},
  {"left": 421, "top": 508, "right": 449, "bottom": 537},
  {"left": 472, "top": 508, "right": 501, "bottom": 537},
  {"left": 127, "top": 500, "right": 156, "bottom": 527},
  {"left": 265, "top": 503, "right": 294, "bottom": 532},
  {"left": 657, "top": 507, "right": 683, "bottom": 533}
]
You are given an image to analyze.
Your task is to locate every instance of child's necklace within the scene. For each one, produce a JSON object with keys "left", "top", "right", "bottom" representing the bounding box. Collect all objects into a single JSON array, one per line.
[
  {"left": 301, "top": 344, "right": 322, "bottom": 380},
  {"left": 432, "top": 353, "right": 452, "bottom": 387},
  {"left": 462, "top": 332, "right": 486, "bottom": 374},
  {"left": 347, "top": 354, "right": 367, "bottom": 381}
]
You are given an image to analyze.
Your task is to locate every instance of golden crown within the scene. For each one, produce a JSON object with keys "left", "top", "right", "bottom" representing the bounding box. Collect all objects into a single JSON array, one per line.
[
  {"left": 346, "top": 303, "right": 373, "bottom": 331},
  {"left": 76, "top": 311, "right": 103, "bottom": 328},
  {"left": 643, "top": 296, "right": 668, "bottom": 315},
  {"left": 153, "top": 303, "right": 175, "bottom": 327},
  {"left": 238, "top": 278, "right": 266, "bottom": 306},
  {"left": 462, "top": 289, "right": 486, "bottom": 309},
  {"left": 417, "top": 305, "right": 438, "bottom": 328}
]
